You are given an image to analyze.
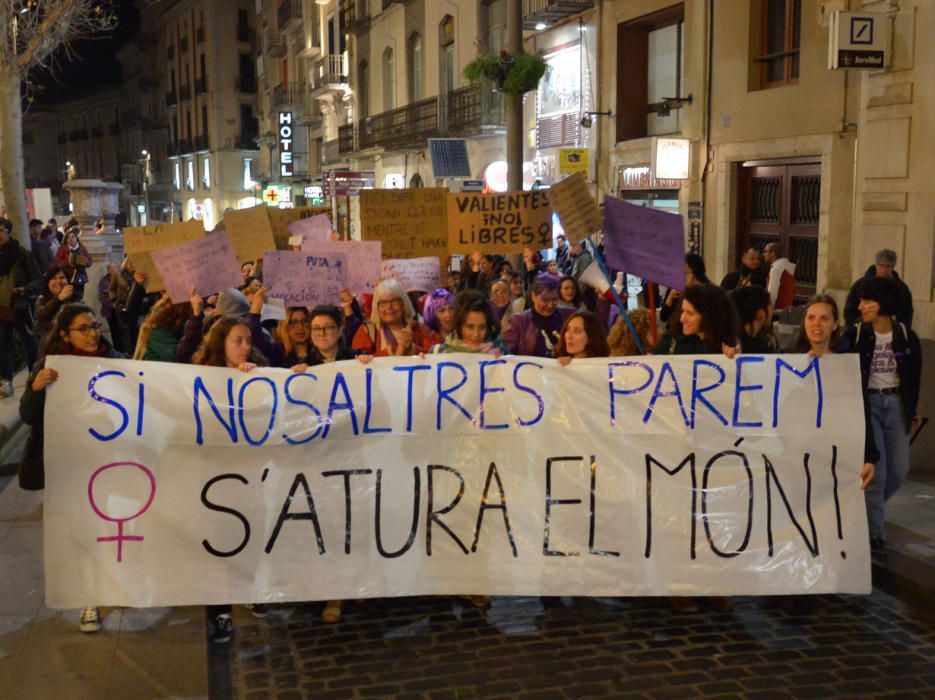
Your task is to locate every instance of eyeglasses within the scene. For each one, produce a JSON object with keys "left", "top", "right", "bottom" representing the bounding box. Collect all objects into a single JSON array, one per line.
[
  {"left": 310, "top": 324, "right": 338, "bottom": 335},
  {"left": 287, "top": 319, "right": 310, "bottom": 328},
  {"left": 377, "top": 299, "right": 403, "bottom": 308},
  {"left": 68, "top": 322, "right": 102, "bottom": 335}
]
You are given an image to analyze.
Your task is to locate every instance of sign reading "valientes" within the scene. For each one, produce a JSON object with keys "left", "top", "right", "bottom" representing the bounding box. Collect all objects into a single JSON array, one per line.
[{"left": 43, "top": 354, "right": 871, "bottom": 608}]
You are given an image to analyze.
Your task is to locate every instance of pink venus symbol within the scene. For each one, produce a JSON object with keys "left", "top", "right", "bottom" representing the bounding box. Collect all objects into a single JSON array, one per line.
[{"left": 87, "top": 462, "right": 156, "bottom": 563}]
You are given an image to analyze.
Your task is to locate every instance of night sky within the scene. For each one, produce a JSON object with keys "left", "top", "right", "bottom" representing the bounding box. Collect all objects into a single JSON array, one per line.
[{"left": 32, "top": 0, "right": 140, "bottom": 104}]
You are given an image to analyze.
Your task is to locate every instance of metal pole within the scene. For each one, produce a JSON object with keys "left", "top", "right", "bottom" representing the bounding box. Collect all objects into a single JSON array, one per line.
[{"left": 506, "top": 0, "right": 523, "bottom": 192}]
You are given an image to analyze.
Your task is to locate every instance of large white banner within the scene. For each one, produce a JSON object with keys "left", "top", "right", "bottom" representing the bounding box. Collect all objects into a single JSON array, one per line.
[{"left": 43, "top": 354, "right": 871, "bottom": 608}]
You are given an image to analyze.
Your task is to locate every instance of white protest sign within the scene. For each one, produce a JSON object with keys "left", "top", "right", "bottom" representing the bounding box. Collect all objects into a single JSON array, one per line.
[
  {"left": 262, "top": 251, "right": 347, "bottom": 307},
  {"left": 261, "top": 297, "right": 287, "bottom": 322},
  {"left": 299, "top": 240, "right": 382, "bottom": 295},
  {"left": 381, "top": 257, "right": 441, "bottom": 292},
  {"left": 43, "top": 354, "right": 871, "bottom": 608},
  {"left": 288, "top": 214, "right": 333, "bottom": 244},
  {"left": 149, "top": 232, "right": 244, "bottom": 303}
]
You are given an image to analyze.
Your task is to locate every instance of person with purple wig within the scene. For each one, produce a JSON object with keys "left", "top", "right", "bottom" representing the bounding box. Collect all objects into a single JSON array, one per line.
[{"left": 422, "top": 288, "right": 457, "bottom": 338}]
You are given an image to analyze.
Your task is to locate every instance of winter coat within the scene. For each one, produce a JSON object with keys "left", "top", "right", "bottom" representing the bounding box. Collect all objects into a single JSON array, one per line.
[
  {"left": 53, "top": 242, "right": 92, "bottom": 284},
  {"left": 501, "top": 307, "right": 574, "bottom": 357},
  {"left": 0, "top": 239, "right": 40, "bottom": 323},
  {"left": 766, "top": 257, "right": 796, "bottom": 310}
]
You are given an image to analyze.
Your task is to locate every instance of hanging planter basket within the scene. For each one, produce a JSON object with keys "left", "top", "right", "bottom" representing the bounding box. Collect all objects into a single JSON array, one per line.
[{"left": 463, "top": 51, "right": 547, "bottom": 96}]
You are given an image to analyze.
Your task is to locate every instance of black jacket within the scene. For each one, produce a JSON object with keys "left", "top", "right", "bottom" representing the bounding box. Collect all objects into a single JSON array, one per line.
[
  {"left": 843, "top": 266, "right": 914, "bottom": 329},
  {"left": 837, "top": 319, "right": 921, "bottom": 442}
]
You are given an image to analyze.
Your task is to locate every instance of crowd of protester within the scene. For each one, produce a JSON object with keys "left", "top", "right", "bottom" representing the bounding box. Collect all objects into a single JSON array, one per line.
[{"left": 0, "top": 214, "right": 923, "bottom": 642}]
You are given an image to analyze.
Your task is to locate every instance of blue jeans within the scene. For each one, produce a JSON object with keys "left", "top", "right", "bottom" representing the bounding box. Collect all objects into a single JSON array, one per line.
[
  {"left": 0, "top": 319, "right": 38, "bottom": 381},
  {"left": 864, "top": 391, "right": 911, "bottom": 539}
]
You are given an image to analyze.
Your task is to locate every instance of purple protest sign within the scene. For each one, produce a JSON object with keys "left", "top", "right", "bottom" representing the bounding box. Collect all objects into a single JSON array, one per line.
[
  {"left": 150, "top": 232, "right": 244, "bottom": 303},
  {"left": 287, "top": 214, "right": 334, "bottom": 244},
  {"left": 602, "top": 197, "right": 685, "bottom": 291},
  {"left": 299, "top": 240, "right": 382, "bottom": 295},
  {"left": 262, "top": 251, "right": 348, "bottom": 307}
]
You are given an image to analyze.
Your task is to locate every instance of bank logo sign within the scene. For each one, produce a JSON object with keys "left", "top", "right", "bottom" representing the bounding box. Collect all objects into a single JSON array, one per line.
[{"left": 829, "top": 12, "right": 886, "bottom": 70}]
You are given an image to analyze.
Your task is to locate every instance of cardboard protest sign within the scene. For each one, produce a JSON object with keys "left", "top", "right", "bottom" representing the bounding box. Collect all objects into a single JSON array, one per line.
[
  {"left": 381, "top": 257, "right": 441, "bottom": 292},
  {"left": 547, "top": 172, "right": 602, "bottom": 243},
  {"left": 261, "top": 251, "right": 347, "bottom": 307},
  {"left": 123, "top": 220, "right": 205, "bottom": 292},
  {"left": 299, "top": 239, "right": 382, "bottom": 296},
  {"left": 603, "top": 196, "right": 685, "bottom": 291},
  {"left": 269, "top": 206, "right": 333, "bottom": 250},
  {"left": 222, "top": 205, "right": 277, "bottom": 262},
  {"left": 287, "top": 214, "right": 334, "bottom": 245},
  {"left": 150, "top": 232, "right": 243, "bottom": 303},
  {"left": 360, "top": 188, "right": 448, "bottom": 258},
  {"left": 447, "top": 191, "right": 552, "bottom": 254},
  {"left": 44, "top": 353, "right": 871, "bottom": 608}
]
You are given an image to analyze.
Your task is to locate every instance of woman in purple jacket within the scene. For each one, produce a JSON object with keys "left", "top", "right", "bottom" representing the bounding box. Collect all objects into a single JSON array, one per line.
[{"left": 501, "top": 273, "right": 574, "bottom": 357}]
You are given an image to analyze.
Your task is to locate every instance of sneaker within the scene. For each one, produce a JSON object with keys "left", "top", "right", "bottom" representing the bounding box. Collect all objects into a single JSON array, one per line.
[
  {"left": 211, "top": 613, "right": 233, "bottom": 644},
  {"left": 246, "top": 603, "right": 269, "bottom": 618},
  {"left": 79, "top": 607, "right": 102, "bottom": 633},
  {"left": 0, "top": 379, "right": 13, "bottom": 399}
]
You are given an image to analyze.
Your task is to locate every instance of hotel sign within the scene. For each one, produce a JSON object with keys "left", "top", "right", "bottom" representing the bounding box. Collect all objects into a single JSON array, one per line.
[{"left": 279, "top": 111, "right": 294, "bottom": 178}]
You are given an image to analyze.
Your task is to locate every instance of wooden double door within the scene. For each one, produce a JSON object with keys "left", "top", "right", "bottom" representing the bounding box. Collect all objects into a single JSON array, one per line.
[{"left": 736, "top": 161, "right": 820, "bottom": 300}]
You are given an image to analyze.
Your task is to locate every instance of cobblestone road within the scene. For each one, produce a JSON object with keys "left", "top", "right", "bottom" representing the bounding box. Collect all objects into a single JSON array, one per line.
[{"left": 214, "top": 590, "right": 935, "bottom": 699}]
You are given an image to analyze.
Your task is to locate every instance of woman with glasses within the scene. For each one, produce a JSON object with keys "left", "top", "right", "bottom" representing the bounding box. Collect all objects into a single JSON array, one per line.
[
  {"left": 422, "top": 288, "right": 457, "bottom": 338},
  {"left": 352, "top": 279, "right": 440, "bottom": 356},
  {"left": 502, "top": 273, "right": 574, "bottom": 358},
  {"left": 19, "top": 303, "right": 124, "bottom": 633},
  {"left": 488, "top": 279, "right": 512, "bottom": 323},
  {"left": 248, "top": 286, "right": 321, "bottom": 368}
]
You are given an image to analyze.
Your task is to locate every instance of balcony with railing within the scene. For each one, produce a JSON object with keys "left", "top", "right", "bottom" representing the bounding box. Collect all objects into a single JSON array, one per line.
[
  {"left": 178, "top": 139, "right": 194, "bottom": 154},
  {"left": 266, "top": 28, "right": 286, "bottom": 57},
  {"left": 180, "top": 36, "right": 189, "bottom": 53},
  {"left": 522, "top": 0, "right": 595, "bottom": 29},
  {"left": 166, "top": 92, "right": 178, "bottom": 107},
  {"left": 359, "top": 96, "right": 441, "bottom": 151},
  {"left": 446, "top": 84, "right": 505, "bottom": 136},
  {"left": 236, "top": 24, "right": 255, "bottom": 44},
  {"left": 235, "top": 76, "right": 257, "bottom": 93},
  {"left": 194, "top": 134, "right": 210, "bottom": 151},
  {"left": 309, "top": 54, "right": 347, "bottom": 97},
  {"left": 278, "top": 0, "right": 303, "bottom": 31},
  {"left": 337, "top": 126, "right": 355, "bottom": 155},
  {"left": 341, "top": 0, "right": 370, "bottom": 34},
  {"left": 109, "top": 123, "right": 121, "bottom": 136},
  {"left": 179, "top": 84, "right": 191, "bottom": 101},
  {"left": 196, "top": 26, "right": 205, "bottom": 44},
  {"left": 195, "top": 77, "right": 208, "bottom": 94},
  {"left": 272, "top": 82, "right": 306, "bottom": 107}
]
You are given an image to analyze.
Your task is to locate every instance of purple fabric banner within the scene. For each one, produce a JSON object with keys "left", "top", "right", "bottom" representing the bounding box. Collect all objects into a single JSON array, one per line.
[{"left": 602, "top": 197, "right": 685, "bottom": 290}]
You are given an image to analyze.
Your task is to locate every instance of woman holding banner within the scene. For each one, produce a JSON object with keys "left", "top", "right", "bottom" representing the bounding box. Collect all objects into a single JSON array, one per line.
[
  {"left": 191, "top": 315, "right": 269, "bottom": 642},
  {"left": 554, "top": 311, "right": 610, "bottom": 364},
  {"left": 654, "top": 284, "right": 739, "bottom": 357},
  {"left": 351, "top": 279, "right": 440, "bottom": 356},
  {"left": 502, "top": 273, "right": 574, "bottom": 358},
  {"left": 19, "top": 303, "right": 124, "bottom": 633},
  {"left": 430, "top": 291, "right": 508, "bottom": 356}
]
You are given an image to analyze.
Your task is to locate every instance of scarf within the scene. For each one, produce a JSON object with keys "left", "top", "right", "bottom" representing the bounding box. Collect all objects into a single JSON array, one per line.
[{"left": 64, "top": 343, "right": 108, "bottom": 357}]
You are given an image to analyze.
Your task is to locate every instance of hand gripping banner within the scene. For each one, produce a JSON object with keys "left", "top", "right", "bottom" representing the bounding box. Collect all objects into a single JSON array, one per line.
[{"left": 43, "top": 354, "right": 871, "bottom": 608}]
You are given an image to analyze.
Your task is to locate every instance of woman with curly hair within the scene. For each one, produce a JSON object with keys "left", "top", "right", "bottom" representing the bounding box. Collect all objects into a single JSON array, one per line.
[
  {"left": 654, "top": 283, "right": 739, "bottom": 356},
  {"left": 608, "top": 308, "right": 654, "bottom": 357},
  {"left": 133, "top": 295, "right": 194, "bottom": 362}
]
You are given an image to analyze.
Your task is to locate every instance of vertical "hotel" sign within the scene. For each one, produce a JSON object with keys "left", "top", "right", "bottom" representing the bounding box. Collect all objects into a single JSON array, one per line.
[{"left": 279, "top": 111, "right": 293, "bottom": 178}]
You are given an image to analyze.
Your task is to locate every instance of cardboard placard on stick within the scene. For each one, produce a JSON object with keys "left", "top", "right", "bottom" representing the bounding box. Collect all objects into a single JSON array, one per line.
[
  {"left": 269, "top": 206, "right": 332, "bottom": 250},
  {"left": 123, "top": 220, "right": 206, "bottom": 292},
  {"left": 360, "top": 188, "right": 448, "bottom": 258},
  {"left": 548, "top": 172, "right": 602, "bottom": 243},
  {"left": 603, "top": 196, "right": 685, "bottom": 291},
  {"left": 447, "top": 191, "right": 553, "bottom": 254},
  {"left": 222, "top": 205, "right": 277, "bottom": 261}
]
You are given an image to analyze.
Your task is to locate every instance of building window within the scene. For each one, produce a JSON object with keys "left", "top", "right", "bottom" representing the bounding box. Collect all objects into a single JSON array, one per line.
[
  {"left": 243, "top": 158, "right": 254, "bottom": 191},
  {"left": 202, "top": 157, "right": 211, "bottom": 189},
  {"left": 358, "top": 60, "right": 369, "bottom": 119},
  {"left": 173, "top": 162, "right": 181, "bottom": 191},
  {"left": 754, "top": 0, "right": 801, "bottom": 88},
  {"left": 382, "top": 47, "right": 395, "bottom": 111},
  {"left": 537, "top": 44, "right": 581, "bottom": 149},
  {"left": 439, "top": 16, "right": 455, "bottom": 96},
  {"left": 480, "top": 0, "right": 506, "bottom": 53},
  {"left": 186, "top": 161, "right": 195, "bottom": 191},
  {"left": 408, "top": 33, "right": 423, "bottom": 103},
  {"left": 616, "top": 4, "right": 685, "bottom": 142}
]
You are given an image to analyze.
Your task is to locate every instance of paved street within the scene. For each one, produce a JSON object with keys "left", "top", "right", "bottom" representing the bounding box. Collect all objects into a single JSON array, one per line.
[{"left": 216, "top": 591, "right": 935, "bottom": 699}]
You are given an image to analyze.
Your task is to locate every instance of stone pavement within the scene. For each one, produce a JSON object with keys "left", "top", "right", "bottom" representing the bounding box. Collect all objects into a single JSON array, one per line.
[{"left": 217, "top": 591, "right": 935, "bottom": 699}]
